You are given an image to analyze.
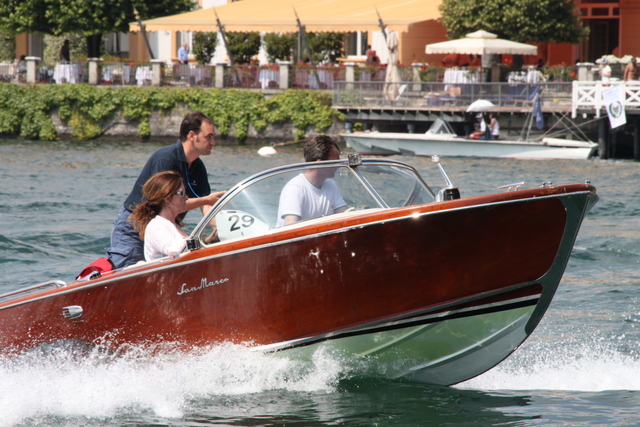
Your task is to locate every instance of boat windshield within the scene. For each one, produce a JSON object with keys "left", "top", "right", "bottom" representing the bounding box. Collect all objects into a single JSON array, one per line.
[
  {"left": 194, "top": 160, "right": 435, "bottom": 245},
  {"left": 426, "top": 118, "right": 456, "bottom": 136}
]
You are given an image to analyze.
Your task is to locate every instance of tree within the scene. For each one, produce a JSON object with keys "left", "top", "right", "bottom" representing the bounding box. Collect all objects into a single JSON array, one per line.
[
  {"left": 439, "top": 0, "right": 588, "bottom": 44},
  {"left": 43, "top": 34, "right": 85, "bottom": 63},
  {"left": 193, "top": 32, "right": 218, "bottom": 65},
  {"left": 0, "top": 0, "right": 193, "bottom": 58},
  {"left": 226, "top": 32, "right": 261, "bottom": 65},
  {"left": 305, "top": 32, "right": 344, "bottom": 64},
  {"left": 263, "top": 33, "right": 296, "bottom": 63},
  {"left": 0, "top": 30, "right": 14, "bottom": 60}
]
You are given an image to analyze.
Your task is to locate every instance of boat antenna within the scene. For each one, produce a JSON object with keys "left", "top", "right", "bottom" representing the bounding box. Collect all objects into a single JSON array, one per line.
[{"left": 213, "top": 7, "right": 242, "bottom": 88}]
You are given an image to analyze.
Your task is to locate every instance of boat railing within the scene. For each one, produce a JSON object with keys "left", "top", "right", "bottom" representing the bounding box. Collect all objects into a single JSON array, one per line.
[
  {"left": 0, "top": 280, "right": 67, "bottom": 304},
  {"left": 332, "top": 81, "right": 573, "bottom": 110}
]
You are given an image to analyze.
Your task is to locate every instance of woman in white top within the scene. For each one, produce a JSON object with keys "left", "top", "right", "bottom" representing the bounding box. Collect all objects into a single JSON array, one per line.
[
  {"left": 488, "top": 113, "right": 500, "bottom": 140},
  {"left": 129, "top": 171, "right": 189, "bottom": 261}
]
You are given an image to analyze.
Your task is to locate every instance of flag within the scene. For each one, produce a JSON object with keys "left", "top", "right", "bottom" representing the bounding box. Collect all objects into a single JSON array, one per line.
[
  {"left": 533, "top": 94, "right": 544, "bottom": 130},
  {"left": 602, "top": 85, "right": 626, "bottom": 129}
]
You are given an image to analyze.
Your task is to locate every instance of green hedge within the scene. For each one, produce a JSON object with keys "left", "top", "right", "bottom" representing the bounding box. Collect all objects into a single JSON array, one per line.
[{"left": 0, "top": 84, "right": 342, "bottom": 141}]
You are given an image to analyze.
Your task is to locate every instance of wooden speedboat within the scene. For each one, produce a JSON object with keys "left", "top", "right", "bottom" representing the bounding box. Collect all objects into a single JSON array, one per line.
[
  {"left": 343, "top": 119, "right": 598, "bottom": 160},
  {"left": 0, "top": 156, "right": 598, "bottom": 385}
]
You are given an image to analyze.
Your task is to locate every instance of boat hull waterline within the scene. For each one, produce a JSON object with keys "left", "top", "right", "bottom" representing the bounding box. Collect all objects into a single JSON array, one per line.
[
  {"left": 343, "top": 132, "right": 597, "bottom": 160},
  {"left": 0, "top": 184, "right": 597, "bottom": 386}
]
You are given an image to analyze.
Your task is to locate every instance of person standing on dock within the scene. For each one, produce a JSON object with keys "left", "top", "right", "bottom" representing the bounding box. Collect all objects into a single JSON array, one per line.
[
  {"left": 59, "top": 39, "right": 70, "bottom": 63},
  {"left": 178, "top": 43, "right": 189, "bottom": 64},
  {"left": 600, "top": 59, "right": 612, "bottom": 82},
  {"left": 178, "top": 43, "right": 189, "bottom": 82},
  {"left": 106, "top": 111, "right": 225, "bottom": 269},
  {"left": 624, "top": 57, "right": 639, "bottom": 81}
]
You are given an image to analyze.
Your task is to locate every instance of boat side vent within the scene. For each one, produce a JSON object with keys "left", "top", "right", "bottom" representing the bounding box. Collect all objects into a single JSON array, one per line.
[
  {"left": 498, "top": 182, "right": 525, "bottom": 192},
  {"left": 348, "top": 153, "right": 362, "bottom": 167},
  {"left": 62, "top": 305, "right": 83, "bottom": 320}
]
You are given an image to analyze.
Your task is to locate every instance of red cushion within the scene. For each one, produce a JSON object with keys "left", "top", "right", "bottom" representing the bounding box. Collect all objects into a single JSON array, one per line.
[{"left": 76, "top": 258, "right": 114, "bottom": 281}]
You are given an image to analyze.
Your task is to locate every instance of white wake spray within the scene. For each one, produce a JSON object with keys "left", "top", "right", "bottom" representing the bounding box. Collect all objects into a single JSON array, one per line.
[{"left": 0, "top": 342, "right": 343, "bottom": 427}]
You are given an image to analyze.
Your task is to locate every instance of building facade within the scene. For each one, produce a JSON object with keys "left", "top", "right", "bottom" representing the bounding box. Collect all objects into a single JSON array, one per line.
[{"left": 14, "top": 0, "right": 640, "bottom": 67}]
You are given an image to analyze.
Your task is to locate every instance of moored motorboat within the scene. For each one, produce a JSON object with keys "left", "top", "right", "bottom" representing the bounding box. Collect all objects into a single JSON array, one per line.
[
  {"left": 343, "top": 118, "right": 598, "bottom": 160},
  {"left": 0, "top": 156, "right": 598, "bottom": 385}
]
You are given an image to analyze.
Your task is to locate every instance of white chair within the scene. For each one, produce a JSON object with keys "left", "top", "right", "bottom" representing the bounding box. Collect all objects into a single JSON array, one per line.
[{"left": 392, "top": 84, "right": 408, "bottom": 105}]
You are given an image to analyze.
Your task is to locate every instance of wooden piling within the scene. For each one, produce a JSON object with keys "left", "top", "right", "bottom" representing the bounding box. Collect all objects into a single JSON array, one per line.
[
  {"left": 598, "top": 118, "right": 608, "bottom": 159},
  {"left": 635, "top": 118, "right": 640, "bottom": 162}
]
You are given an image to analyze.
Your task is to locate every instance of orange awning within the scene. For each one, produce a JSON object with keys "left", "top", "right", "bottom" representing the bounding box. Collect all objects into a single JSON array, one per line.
[{"left": 131, "top": 0, "right": 441, "bottom": 33}]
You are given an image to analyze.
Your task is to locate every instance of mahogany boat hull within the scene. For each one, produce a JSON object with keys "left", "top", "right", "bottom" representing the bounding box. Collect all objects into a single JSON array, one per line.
[{"left": 0, "top": 184, "right": 598, "bottom": 385}]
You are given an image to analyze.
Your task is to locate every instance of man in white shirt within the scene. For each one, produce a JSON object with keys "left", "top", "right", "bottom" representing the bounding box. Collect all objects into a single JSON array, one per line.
[
  {"left": 276, "top": 135, "right": 348, "bottom": 227},
  {"left": 469, "top": 113, "right": 487, "bottom": 139}
]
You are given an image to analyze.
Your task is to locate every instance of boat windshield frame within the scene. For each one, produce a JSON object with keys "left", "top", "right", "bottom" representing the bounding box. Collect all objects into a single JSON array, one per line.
[
  {"left": 189, "top": 158, "right": 435, "bottom": 245},
  {"left": 426, "top": 118, "right": 457, "bottom": 136}
]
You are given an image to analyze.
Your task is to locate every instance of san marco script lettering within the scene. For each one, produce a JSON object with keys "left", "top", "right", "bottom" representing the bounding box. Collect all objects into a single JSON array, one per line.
[{"left": 177, "top": 277, "right": 229, "bottom": 296}]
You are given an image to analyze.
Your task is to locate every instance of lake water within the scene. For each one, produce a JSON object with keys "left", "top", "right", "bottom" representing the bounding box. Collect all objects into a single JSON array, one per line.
[{"left": 1, "top": 139, "right": 639, "bottom": 426}]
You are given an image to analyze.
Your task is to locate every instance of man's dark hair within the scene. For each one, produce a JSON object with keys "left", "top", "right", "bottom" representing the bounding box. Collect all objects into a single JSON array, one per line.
[
  {"left": 180, "top": 111, "right": 213, "bottom": 141},
  {"left": 303, "top": 135, "right": 340, "bottom": 162}
]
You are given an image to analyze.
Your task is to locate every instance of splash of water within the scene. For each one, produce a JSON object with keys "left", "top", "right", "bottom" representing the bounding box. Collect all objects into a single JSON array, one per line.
[
  {"left": 0, "top": 342, "right": 343, "bottom": 427},
  {"left": 459, "top": 338, "right": 640, "bottom": 391}
]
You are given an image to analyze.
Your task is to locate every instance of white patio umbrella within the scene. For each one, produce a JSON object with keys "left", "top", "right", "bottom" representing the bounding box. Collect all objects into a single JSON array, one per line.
[
  {"left": 384, "top": 31, "right": 402, "bottom": 101},
  {"left": 425, "top": 30, "right": 537, "bottom": 56},
  {"left": 466, "top": 99, "right": 495, "bottom": 112}
]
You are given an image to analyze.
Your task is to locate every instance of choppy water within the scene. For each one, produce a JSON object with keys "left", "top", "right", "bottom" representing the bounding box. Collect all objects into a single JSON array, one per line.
[{"left": 1, "top": 139, "right": 639, "bottom": 426}]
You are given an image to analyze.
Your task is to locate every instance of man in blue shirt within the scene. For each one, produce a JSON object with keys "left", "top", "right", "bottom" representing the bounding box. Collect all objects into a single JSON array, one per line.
[
  {"left": 178, "top": 43, "right": 189, "bottom": 64},
  {"left": 106, "top": 111, "right": 225, "bottom": 269}
]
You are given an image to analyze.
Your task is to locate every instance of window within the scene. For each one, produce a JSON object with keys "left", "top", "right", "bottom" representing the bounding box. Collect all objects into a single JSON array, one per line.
[{"left": 344, "top": 32, "right": 369, "bottom": 57}]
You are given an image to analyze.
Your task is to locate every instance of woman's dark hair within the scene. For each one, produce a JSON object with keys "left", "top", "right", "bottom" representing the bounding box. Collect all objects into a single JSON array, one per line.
[
  {"left": 303, "top": 135, "right": 340, "bottom": 162},
  {"left": 130, "top": 171, "right": 185, "bottom": 239},
  {"left": 180, "top": 111, "right": 214, "bottom": 141}
]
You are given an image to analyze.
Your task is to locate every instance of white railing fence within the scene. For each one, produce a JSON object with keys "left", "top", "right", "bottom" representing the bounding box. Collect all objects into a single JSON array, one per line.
[{"left": 572, "top": 81, "right": 640, "bottom": 118}]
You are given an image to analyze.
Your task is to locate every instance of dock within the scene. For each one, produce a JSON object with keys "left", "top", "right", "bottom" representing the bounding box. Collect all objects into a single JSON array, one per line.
[{"left": 332, "top": 81, "right": 640, "bottom": 160}]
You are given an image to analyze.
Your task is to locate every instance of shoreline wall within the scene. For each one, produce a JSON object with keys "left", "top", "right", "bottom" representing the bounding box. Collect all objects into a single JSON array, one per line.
[
  {"left": 0, "top": 84, "right": 345, "bottom": 144},
  {"left": 50, "top": 106, "right": 347, "bottom": 144}
]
